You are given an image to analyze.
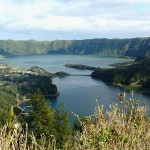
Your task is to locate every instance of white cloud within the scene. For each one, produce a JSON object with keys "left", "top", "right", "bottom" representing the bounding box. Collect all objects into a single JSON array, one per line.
[{"left": 0, "top": 0, "right": 150, "bottom": 40}]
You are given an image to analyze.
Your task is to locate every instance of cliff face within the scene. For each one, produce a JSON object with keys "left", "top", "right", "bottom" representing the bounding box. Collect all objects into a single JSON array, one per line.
[
  {"left": 0, "top": 40, "right": 51, "bottom": 55},
  {"left": 48, "top": 38, "right": 150, "bottom": 57},
  {"left": 0, "top": 38, "right": 150, "bottom": 57}
]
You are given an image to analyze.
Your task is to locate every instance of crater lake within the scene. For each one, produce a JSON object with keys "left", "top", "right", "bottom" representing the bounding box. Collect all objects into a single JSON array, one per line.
[{"left": 2, "top": 54, "right": 150, "bottom": 124}]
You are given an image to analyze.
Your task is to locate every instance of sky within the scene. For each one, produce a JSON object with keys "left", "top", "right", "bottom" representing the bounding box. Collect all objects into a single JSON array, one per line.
[{"left": 0, "top": 0, "right": 150, "bottom": 40}]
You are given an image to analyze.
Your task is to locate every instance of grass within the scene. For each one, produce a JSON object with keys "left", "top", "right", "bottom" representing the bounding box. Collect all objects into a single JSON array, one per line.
[
  {"left": 121, "top": 85, "right": 142, "bottom": 91},
  {"left": 72, "top": 99, "right": 150, "bottom": 150},
  {"left": 0, "top": 123, "right": 57, "bottom": 150},
  {"left": 0, "top": 94, "right": 150, "bottom": 150},
  {"left": 116, "top": 83, "right": 143, "bottom": 91}
]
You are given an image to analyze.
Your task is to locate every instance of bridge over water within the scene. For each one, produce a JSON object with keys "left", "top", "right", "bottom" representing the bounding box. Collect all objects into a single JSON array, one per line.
[{"left": 69, "top": 74, "right": 91, "bottom": 76}]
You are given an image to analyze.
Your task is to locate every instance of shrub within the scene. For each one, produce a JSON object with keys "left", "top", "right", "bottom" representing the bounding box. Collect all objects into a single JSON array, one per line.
[{"left": 0, "top": 94, "right": 149, "bottom": 150}]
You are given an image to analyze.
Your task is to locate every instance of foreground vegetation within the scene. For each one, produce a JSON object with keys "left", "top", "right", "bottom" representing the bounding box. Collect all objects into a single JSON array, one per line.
[
  {"left": 0, "top": 90, "right": 72, "bottom": 149},
  {"left": 0, "top": 91, "right": 149, "bottom": 149}
]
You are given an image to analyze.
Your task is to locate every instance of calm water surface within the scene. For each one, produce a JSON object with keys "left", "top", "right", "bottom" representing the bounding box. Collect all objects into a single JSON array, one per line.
[{"left": 3, "top": 55, "right": 150, "bottom": 123}]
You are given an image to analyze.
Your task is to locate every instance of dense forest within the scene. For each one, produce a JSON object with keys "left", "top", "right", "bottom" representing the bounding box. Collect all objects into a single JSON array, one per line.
[
  {"left": 91, "top": 57, "right": 150, "bottom": 93},
  {"left": 0, "top": 37, "right": 150, "bottom": 57},
  {"left": 0, "top": 73, "right": 58, "bottom": 126}
]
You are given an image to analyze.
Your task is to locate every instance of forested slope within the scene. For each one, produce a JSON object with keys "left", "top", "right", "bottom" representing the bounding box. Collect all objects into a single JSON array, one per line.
[
  {"left": 0, "top": 40, "right": 50, "bottom": 55},
  {"left": 0, "top": 37, "right": 150, "bottom": 57},
  {"left": 91, "top": 57, "right": 150, "bottom": 93}
]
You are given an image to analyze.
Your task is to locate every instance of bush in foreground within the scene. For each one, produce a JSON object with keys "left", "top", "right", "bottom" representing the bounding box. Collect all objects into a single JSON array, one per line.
[
  {"left": 0, "top": 96, "right": 150, "bottom": 150},
  {"left": 72, "top": 99, "right": 150, "bottom": 149}
]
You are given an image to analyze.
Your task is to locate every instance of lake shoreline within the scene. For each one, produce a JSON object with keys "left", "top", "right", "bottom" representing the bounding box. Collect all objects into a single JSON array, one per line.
[{"left": 1, "top": 55, "right": 150, "bottom": 121}]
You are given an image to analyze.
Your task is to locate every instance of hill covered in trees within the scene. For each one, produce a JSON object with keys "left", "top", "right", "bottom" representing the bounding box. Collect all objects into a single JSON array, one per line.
[
  {"left": 91, "top": 57, "right": 150, "bottom": 94},
  {"left": 0, "top": 65, "right": 58, "bottom": 126},
  {"left": 0, "top": 37, "right": 150, "bottom": 57},
  {"left": 0, "top": 40, "right": 50, "bottom": 55}
]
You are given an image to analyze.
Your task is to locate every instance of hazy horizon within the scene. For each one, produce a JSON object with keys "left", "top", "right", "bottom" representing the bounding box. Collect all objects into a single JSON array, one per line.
[{"left": 0, "top": 36, "right": 150, "bottom": 42}]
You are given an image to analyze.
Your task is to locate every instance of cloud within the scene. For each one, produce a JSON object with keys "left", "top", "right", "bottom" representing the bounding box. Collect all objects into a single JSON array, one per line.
[{"left": 0, "top": 0, "right": 150, "bottom": 40}]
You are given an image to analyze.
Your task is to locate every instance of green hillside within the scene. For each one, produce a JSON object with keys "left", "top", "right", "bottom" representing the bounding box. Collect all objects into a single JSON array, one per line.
[
  {"left": 0, "top": 40, "right": 50, "bottom": 55},
  {"left": 0, "top": 37, "right": 150, "bottom": 57},
  {"left": 91, "top": 57, "right": 150, "bottom": 93}
]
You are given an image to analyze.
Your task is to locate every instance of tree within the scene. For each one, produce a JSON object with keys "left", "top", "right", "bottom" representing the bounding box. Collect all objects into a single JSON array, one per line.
[
  {"left": 55, "top": 103, "right": 72, "bottom": 148},
  {"left": 28, "top": 90, "right": 72, "bottom": 148},
  {"left": 29, "top": 90, "right": 57, "bottom": 138}
]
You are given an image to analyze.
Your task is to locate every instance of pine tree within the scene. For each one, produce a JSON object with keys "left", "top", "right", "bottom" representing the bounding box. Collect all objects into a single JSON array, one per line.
[
  {"left": 29, "top": 90, "right": 57, "bottom": 138},
  {"left": 55, "top": 103, "right": 72, "bottom": 148}
]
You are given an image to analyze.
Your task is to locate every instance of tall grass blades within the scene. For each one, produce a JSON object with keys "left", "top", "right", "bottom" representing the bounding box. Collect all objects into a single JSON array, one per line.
[{"left": 0, "top": 93, "right": 149, "bottom": 150}]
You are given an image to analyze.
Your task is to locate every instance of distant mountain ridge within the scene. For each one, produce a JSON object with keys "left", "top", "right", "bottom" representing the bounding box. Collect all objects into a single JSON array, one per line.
[{"left": 0, "top": 38, "right": 150, "bottom": 57}]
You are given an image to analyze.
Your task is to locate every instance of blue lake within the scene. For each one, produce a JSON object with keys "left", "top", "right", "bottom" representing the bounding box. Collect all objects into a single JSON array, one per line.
[{"left": 2, "top": 55, "right": 150, "bottom": 123}]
